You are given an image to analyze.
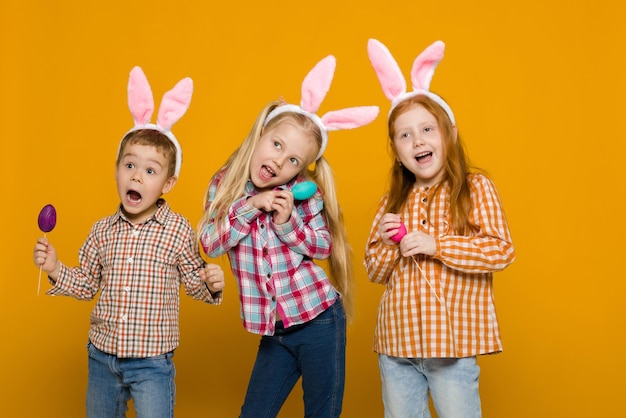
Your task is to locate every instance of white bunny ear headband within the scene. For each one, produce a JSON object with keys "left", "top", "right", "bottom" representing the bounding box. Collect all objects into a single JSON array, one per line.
[
  {"left": 120, "top": 66, "right": 194, "bottom": 177},
  {"left": 264, "top": 55, "right": 379, "bottom": 161},
  {"left": 367, "top": 39, "right": 455, "bottom": 125}
]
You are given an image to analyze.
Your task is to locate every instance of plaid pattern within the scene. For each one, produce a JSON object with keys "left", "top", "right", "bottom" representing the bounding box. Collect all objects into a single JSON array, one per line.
[
  {"left": 48, "top": 200, "right": 221, "bottom": 358},
  {"left": 200, "top": 173, "right": 338, "bottom": 336},
  {"left": 364, "top": 174, "right": 515, "bottom": 358}
]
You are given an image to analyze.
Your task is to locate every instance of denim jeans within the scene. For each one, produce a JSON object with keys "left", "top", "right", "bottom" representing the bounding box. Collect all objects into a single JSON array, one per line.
[
  {"left": 378, "top": 354, "right": 481, "bottom": 418},
  {"left": 239, "top": 299, "right": 346, "bottom": 418},
  {"left": 86, "top": 342, "right": 176, "bottom": 418}
]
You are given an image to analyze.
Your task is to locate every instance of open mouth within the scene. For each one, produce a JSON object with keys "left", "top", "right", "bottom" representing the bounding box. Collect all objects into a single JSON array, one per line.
[
  {"left": 260, "top": 165, "right": 276, "bottom": 180},
  {"left": 127, "top": 190, "right": 142, "bottom": 203},
  {"left": 415, "top": 151, "right": 433, "bottom": 162}
]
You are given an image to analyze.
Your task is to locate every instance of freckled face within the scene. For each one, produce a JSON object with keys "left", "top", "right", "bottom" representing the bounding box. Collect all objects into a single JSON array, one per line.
[
  {"left": 392, "top": 105, "right": 446, "bottom": 188},
  {"left": 115, "top": 143, "right": 176, "bottom": 224},
  {"left": 249, "top": 120, "right": 318, "bottom": 190}
]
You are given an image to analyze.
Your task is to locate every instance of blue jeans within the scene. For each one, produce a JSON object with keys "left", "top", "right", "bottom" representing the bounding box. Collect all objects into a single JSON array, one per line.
[
  {"left": 240, "top": 299, "right": 346, "bottom": 418},
  {"left": 86, "top": 342, "right": 176, "bottom": 418},
  {"left": 378, "top": 354, "right": 481, "bottom": 418}
]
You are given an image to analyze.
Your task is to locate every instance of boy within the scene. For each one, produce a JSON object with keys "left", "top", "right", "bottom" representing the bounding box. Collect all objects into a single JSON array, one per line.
[{"left": 32, "top": 67, "right": 223, "bottom": 417}]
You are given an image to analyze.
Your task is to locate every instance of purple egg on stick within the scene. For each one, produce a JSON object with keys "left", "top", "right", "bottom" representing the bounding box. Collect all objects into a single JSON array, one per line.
[
  {"left": 38, "top": 204, "right": 57, "bottom": 233},
  {"left": 36, "top": 204, "right": 56, "bottom": 296}
]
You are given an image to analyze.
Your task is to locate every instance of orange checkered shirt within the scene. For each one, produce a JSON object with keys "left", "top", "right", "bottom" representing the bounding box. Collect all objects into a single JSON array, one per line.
[{"left": 364, "top": 173, "right": 515, "bottom": 358}]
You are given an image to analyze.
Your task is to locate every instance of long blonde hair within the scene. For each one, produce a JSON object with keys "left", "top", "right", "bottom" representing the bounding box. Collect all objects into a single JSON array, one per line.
[
  {"left": 385, "top": 95, "right": 477, "bottom": 235},
  {"left": 198, "top": 100, "right": 355, "bottom": 320}
]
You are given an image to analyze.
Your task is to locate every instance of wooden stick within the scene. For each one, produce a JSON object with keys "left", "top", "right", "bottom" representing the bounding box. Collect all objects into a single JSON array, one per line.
[
  {"left": 411, "top": 255, "right": 442, "bottom": 303},
  {"left": 37, "top": 232, "right": 46, "bottom": 296},
  {"left": 411, "top": 255, "right": 458, "bottom": 356}
]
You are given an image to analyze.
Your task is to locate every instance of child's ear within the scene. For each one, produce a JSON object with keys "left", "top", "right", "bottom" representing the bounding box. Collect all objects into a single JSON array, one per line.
[{"left": 162, "top": 176, "right": 178, "bottom": 194}]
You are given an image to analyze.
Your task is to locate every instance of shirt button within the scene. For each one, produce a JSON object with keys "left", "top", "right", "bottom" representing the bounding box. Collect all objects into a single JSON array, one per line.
[
  {"left": 422, "top": 198, "right": 427, "bottom": 203},
  {"left": 127, "top": 257, "right": 134, "bottom": 264},
  {"left": 132, "top": 229, "right": 140, "bottom": 237},
  {"left": 123, "top": 286, "right": 131, "bottom": 292},
  {"left": 260, "top": 223, "right": 265, "bottom": 229},
  {"left": 421, "top": 220, "right": 426, "bottom": 225},
  {"left": 121, "top": 314, "right": 128, "bottom": 322},
  {"left": 266, "top": 273, "right": 271, "bottom": 279},
  {"left": 263, "top": 248, "right": 268, "bottom": 255}
]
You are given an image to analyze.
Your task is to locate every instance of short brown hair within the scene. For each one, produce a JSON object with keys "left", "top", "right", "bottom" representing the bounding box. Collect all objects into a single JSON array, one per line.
[{"left": 117, "top": 129, "right": 177, "bottom": 177}]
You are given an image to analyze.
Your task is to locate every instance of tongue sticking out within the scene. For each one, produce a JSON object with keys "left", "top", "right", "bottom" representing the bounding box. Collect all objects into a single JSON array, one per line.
[
  {"left": 128, "top": 191, "right": 142, "bottom": 202},
  {"left": 259, "top": 166, "right": 275, "bottom": 181}
]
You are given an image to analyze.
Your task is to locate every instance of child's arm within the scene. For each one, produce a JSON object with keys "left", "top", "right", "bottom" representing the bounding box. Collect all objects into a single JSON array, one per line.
[
  {"left": 199, "top": 177, "right": 265, "bottom": 257},
  {"left": 364, "top": 196, "right": 401, "bottom": 285},
  {"left": 434, "top": 174, "right": 515, "bottom": 273},
  {"left": 179, "top": 219, "right": 223, "bottom": 304},
  {"left": 32, "top": 229, "right": 102, "bottom": 299},
  {"left": 271, "top": 190, "right": 332, "bottom": 260}
]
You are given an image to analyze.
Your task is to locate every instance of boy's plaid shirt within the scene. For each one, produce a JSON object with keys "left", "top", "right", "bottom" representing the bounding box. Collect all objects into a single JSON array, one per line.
[{"left": 49, "top": 200, "right": 221, "bottom": 358}]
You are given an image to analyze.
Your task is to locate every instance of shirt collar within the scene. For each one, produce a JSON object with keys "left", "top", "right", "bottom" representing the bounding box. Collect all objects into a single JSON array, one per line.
[{"left": 109, "top": 198, "right": 170, "bottom": 227}]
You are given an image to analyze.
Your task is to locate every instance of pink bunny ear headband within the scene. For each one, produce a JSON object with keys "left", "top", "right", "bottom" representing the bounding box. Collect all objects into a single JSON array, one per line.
[
  {"left": 264, "top": 55, "right": 379, "bottom": 161},
  {"left": 120, "top": 66, "right": 194, "bottom": 177},
  {"left": 367, "top": 39, "right": 455, "bottom": 125}
]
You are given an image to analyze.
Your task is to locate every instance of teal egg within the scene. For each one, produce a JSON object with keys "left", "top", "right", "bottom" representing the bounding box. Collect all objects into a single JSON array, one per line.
[{"left": 292, "top": 181, "right": 317, "bottom": 200}]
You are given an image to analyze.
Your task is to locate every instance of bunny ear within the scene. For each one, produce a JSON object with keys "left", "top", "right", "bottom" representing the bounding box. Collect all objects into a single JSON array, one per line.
[
  {"left": 300, "top": 55, "right": 336, "bottom": 114},
  {"left": 157, "top": 77, "right": 193, "bottom": 131},
  {"left": 321, "top": 106, "right": 380, "bottom": 131},
  {"left": 128, "top": 66, "right": 154, "bottom": 126},
  {"left": 367, "top": 39, "right": 406, "bottom": 101},
  {"left": 410, "top": 40, "right": 445, "bottom": 91}
]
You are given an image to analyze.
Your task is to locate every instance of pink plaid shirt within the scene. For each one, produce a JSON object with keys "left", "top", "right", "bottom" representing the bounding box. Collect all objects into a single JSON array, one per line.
[
  {"left": 364, "top": 174, "right": 515, "bottom": 358},
  {"left": 48, "top": 200, "right": 221, "bottom": 358},
  {"left": 199, "top": 173, "right": 338, "bottom": 336}
]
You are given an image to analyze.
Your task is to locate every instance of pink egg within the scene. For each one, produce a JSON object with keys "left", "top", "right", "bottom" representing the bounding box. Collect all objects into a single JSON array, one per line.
[{"left": 390, "top": 222, "right": 407, "bottom": 243}]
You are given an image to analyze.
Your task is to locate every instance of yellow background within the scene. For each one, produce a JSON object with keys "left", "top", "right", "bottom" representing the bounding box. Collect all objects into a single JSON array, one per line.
[{"left": 2, "top": 0, "right": 624, "bottom": 417}]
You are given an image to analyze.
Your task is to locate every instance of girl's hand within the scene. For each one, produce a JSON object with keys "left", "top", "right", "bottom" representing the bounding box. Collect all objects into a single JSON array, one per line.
[
  {"left": 33, "top": 238, "right": 61, "bottom": 279},
  {"left": 271, "top": 189, "right": 294, "bottom": 224},
  {"left": 378, "top": 213, "right": 404, "bottom": 246},
  {"left": 203, "top": 263, "right": 225, "bottom": 294},
  {"left": 399, "top": 231, "right": 436, "bottom": 257},
  {"left": 247, "top": 190, "right": 278, "bottom": 213}
]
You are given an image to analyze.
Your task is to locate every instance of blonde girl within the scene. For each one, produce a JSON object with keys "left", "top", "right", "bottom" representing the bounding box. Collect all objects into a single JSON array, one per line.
[{"left": 198, "top": 56, "right": 378, "bottom": 417}]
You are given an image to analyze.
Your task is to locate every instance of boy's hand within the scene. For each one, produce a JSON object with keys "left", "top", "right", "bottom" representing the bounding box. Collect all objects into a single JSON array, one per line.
[
  {"left": 203, "top": 263, "right": 225, "bottom": 294},
  {"left": 33, "top": 238, "right": 61, "bottom": 279}
]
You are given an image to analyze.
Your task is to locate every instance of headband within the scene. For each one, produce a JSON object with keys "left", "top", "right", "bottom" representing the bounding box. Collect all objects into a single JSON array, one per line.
[
  {"left": 120, "top": 66, "right": 193, "bottom": 177},
  {"left": 264, "top": 55, "right": 379, "bottom": 160},
  {"left": 367, "top": 39, "right": 455, "bottom": 125}
]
